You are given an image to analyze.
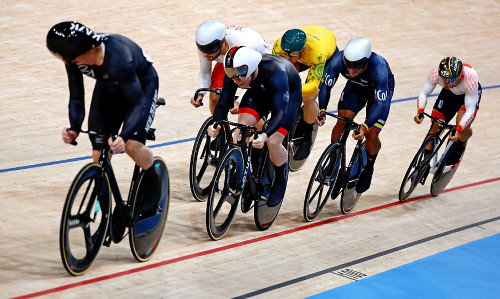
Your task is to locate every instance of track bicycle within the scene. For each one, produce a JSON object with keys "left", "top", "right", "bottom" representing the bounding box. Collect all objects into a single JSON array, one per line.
[
  {"left": 399, "top": 112, "right": 463, "bottom": 201},
  {"left": 59, "top": 98, "right": 170, "bottom": 276},
  {"left": 206, "top": 120, "right": 287, "bottom": 240},
  {"left": 303, "top": 111, "right": 367, "bottom": 221},
  {"left": 189, "top": 88, "right": 230, "bottom": 202}
]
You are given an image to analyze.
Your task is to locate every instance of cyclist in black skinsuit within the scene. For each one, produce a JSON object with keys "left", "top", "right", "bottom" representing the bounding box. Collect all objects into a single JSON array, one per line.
[
  {"left": 46, "top": 21, "right": 161, "bottom": 215},
  {"left": 208, "top": 46, "right": 302, "bottom": 207}
]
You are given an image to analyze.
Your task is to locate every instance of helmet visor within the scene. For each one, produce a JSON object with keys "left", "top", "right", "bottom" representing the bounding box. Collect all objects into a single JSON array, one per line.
[
  {"left": 343, "top": 56, "right": 369, "bottom": 70},
  {"left": 224, "top": 65, "right": 248, "bottom": 79},
  {"left": 196, "top": 39, "right": 223, "bottom": 54}
]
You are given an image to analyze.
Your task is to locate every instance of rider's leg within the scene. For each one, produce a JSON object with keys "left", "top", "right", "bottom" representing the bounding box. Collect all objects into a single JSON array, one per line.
[
  {"left": 208, "top": 92, "right": 220, "bottom": 115},
  {"left": 294, "top": 93, "right": 319, "bottom": 160},
  {"left": 356, "top": 128, "right": 381, "bottom": 193},
  {"left": 446, "top": 108, "right": 475, "bottom": 165},
  {"left": 266, "top": 131, "right": 288, "bottom": 207},
  {"left": 125, "top": 139, "right": 161, "bottom": 215}
]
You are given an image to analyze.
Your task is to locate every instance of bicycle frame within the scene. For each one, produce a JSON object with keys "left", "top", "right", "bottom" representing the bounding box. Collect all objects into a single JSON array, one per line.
[{"left": 420, "top": 112, "right": 456, "bottom": 171}]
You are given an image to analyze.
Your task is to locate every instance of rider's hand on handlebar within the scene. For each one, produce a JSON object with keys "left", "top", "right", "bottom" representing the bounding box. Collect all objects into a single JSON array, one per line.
[
  {"left": 449, "top": 130, "right": 459, "bottom": 142},
  {"left": 414, "top": 113, "right": 424, "bottom": 124},
  {"left": 315, "top": 110, "right": 326, "bottom": 126},
  {"left": 108, "top": 136, "right": 125, "bottom": 153},
  {"left": 229, "top": 99, "right": 240, "bottom": 115},
  {"left": 190, "top": 93, "right": 204, "bottom": 108},
  {"left": 250, "top": 132, "right": 268, "bottom": 149},
  {"left": 62, "top": 128, "right": 78, "bottom": 144},
  {"left": 352, "top": 125, "right": 367, "bottom": 141},
  {"left": 207, "top": 124, "right": 220, "bottom": 138}
]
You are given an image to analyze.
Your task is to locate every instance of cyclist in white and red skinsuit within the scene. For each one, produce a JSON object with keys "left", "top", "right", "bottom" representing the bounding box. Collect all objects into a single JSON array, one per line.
[
  {"left": 191, "top": 20, "right": 271, "bottom": 114},
  {"left": 414, "top": 56, "right": 482, "bottom": 167}
]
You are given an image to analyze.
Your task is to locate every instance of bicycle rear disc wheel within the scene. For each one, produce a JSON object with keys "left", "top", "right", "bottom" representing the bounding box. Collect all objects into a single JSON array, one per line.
[
  {"left": 430, "top": 142, "right": 464, "bottom": 196},
  {"left": 288, "top": 107, "right": 319, "bottom": 172},
  {"left": 304, "top": 143, "right": 341, "bottom": 222},
  {"left": 206, "top": 148, "right": 243, "bottom": 240},
  {"left": 399, "top": 136, "right": 436, "bottom": 201},
  {"left": 340, "top": 143, "right": 366, "bottom": 214},
  {"left": 189, "top": 117, "right": 228, "bottom": 202},
  {"left": 129, "top": 157, "right": 170, "bottom": 262},
  {"left": 59, "top": 163, "right": 111, "bottom": 276}
]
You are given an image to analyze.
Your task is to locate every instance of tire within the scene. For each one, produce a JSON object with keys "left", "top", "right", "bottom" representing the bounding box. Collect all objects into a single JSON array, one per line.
[
  {"left": 254, "top": 148, "right": 283, "bottom": 231},
  {"left": 206, "top": 148, "right": 243, "bottom": 240},
  {"left": 399, "top": 136, "right": 437, "bottom": 201},
  {"left": 129, "top": 157, "right": 170, "bottom": 262},
  {"left": 303, "top": 143, "right": 342, "bottom": 222},
  {"left": 59, "top": 163, "right": 111, "bottom": 276},
  {"left": 430, "top": 141, "right": 464, "bottom": 196},
  {"left": 287, "top": 107, "right": 319, "bottom": 172},
  {"left": 189, "top": 117, "right": 228, "bottom": 202},
  {"left": 340, "top": 142, "right": 366, "bottom": 214}
]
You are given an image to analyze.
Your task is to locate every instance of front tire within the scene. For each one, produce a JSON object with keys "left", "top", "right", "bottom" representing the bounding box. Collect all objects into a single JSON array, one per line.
[
  {"left": 303, "top": 143, "right": 341, "bottom": 222},
  {"left": 59, "top": 163, "right": 111, "bottom": 276}
]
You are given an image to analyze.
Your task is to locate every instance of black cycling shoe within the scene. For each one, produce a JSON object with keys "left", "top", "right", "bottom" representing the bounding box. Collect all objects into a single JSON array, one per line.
[
  {"left": 293, "top": 123, "right": 314, "bottom": 160},
  {"left": 355, "top": 167, "right": 374, "bottom": 193}
]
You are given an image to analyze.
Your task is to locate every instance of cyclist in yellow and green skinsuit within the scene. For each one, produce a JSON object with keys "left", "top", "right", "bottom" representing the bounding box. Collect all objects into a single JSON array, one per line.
[{"left": 273, "top": 25, "right": 338, "bottom": 160}]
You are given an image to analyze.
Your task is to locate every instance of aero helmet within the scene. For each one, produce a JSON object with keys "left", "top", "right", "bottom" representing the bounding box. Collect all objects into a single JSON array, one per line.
[
  {"left": 46, "top": 21, "right": 102, "bottom": 62},
  {"left": 439, "top": 56, "right": 463, "bottom": 83},
  {"left": 195, "top": 20, "right": 226, "bottom": 54},
  {"left": 280, "top": 29, "right": 306, "bottom": 56},
  {"left": 224, "top": 46, "right": 262, "bottom": 79},
  {"left": 343, "top": 37, "right": 372, "bottom": 69}
]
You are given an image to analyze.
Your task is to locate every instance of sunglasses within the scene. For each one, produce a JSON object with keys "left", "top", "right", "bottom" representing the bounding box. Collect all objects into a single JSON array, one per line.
[
  {"left": 284, "top": 50, "right": 301, "bottom": 57},
  {"left": 225, "top": 65, "right": 248, "bottom": 80},
  {"left": 441, "top": 76, "right": 459, "bottom": 85}
]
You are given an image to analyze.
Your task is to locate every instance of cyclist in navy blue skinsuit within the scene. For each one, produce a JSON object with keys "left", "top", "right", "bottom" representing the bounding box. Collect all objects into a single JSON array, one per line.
[
  {"left": 208, "top": 46, "right": 302, "bottom": 207},
  {"left": 317, "top": 37, "right": 395, "bottom": 194},
  {"left": 46, "top": 21, "right": 161, "bottom": 214}
]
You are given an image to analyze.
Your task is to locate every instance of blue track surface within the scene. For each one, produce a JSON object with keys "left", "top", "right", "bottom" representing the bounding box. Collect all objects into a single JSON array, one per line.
[{"left": 310, "top": 233, "right": 500, "bottom": 299}]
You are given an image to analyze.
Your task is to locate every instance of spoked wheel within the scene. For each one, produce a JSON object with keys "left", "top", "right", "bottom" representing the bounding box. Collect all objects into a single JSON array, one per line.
[
  {"left": 430, "top": 141, "right": 465, "bottom": 196},
  {"left": 303, "top": 143, "right": 341, "bottom": 222},
  {"left": 287, "top": 107, "right": 318, "bottom": 172},
  {"left": 399, "top": 136, "right": 437, "bottom": 201},
  {"left": 59, "top": 163, "right": 111, "bottom": 276},
  {"left": 340, "top": 142, "right": 366, "bottom": 215},
  {"left": 189, "top": 117, "right": 228, "bottom": 202},
  {"left": 254, "top": 148, "right": 283, "bottom": 231},
  {"left": 206, "top": 148, "right": 243, "bottom": 240},
  {"left": 129, "top": 157, "right": 170, "bottom": 262}
]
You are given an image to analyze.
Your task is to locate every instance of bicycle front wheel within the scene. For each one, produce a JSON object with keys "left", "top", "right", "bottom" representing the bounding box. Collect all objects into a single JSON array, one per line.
[
  {"left": 304, "top": 143, "right": 341, "bottom": 222},
  {"left": 129, "top": 157, "right": 170, "bottom": 262},
  {"left": 59, "top": 163, "right": 111, "bottom": 276},
  {"left": 399, "top": 136, "right": 437, "bottom": 201},
  {"left": 206, "top": 148, "right": 243, "bottom": 240}
]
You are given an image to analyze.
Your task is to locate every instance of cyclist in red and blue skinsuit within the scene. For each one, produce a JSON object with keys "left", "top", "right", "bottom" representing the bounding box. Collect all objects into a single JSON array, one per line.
[{"left": 210, "top": 47, "right": 302, "bottom": 207}]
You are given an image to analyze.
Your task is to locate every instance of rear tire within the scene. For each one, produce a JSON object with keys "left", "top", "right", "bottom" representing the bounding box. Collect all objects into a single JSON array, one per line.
[
  {"left": 59, "top": 163, "right": 111, "bottom": 276},
  {"left": 129, "top": 157, "right": 170, "bottom": 262}
]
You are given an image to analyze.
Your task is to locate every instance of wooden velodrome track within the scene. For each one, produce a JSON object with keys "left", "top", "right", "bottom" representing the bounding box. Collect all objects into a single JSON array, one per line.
[{"left": 1, "top": 0, "right": 500, "bottom": 297}]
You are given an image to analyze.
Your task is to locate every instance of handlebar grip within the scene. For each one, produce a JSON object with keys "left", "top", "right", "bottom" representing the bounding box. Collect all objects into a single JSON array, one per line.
[
  {"left": 317, "top": 113, "right": 325, "bottom": 121},
  {"left": 70, "top": 140, "right": 77, "bottom": 146},
  {"left": 194, "top": 90, "right": 204, "bottom": 106},
  {"left": 418, "top": 112, "right": 424, "bottom": 120}
]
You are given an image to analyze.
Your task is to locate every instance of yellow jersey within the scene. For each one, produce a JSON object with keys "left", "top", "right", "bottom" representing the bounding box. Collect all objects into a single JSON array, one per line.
[{"left": 273, "top": 25, "right": 337, "bottom": 97}]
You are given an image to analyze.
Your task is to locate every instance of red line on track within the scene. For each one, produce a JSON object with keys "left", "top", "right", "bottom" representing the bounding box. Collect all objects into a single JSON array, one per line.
[{"left": 14, "top": 177, "right": 500, "bottom": 299}]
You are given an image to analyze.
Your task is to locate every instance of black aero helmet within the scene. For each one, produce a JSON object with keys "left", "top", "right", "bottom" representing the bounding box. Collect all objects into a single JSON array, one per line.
[
  {"left": 46, "top": 21, "right": 102, "bottom": 62},
  {"left": 439, "top": 56, "right": 463, "bottom": 83}
]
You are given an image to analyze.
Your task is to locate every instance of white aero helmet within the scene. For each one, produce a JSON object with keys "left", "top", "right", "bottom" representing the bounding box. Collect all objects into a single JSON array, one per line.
[
  {"left": 195, "top": 20, "right": 226, "bottom": 54},
  {"left": 224, "top": 46, "right": 262, "bottom": 79},
  {"left": 343, "top": 37, "right": 372, "bottom": 69}
]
